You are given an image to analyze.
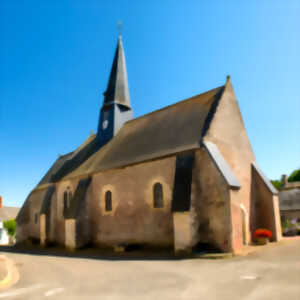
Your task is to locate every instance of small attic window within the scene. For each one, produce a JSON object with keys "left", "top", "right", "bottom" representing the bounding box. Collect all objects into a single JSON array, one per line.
[
  {"left": 153, "top": 183, "right": 164, "bottom": 208},
  {"left": 105, "top": 191, "right": 112, "bottom": 212}
]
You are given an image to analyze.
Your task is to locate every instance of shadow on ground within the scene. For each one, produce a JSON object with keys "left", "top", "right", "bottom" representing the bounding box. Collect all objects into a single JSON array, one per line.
[{"left": 0, "top": 245, "right": 191, "bottom": 261}]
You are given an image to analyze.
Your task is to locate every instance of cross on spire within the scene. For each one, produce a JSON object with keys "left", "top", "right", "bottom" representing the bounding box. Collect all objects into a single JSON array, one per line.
[{"left": 117, "top": 20, "right": 122, "bottom": 37}]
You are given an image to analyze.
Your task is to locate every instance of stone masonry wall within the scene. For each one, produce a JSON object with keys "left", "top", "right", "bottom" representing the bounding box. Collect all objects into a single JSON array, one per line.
[
  {"left": 204, "top": 79, "right": 256, "bottom": 247},
  {"left": 27, "top": 188, "right": 48, "bottom": 241},
  {"left": 251, "top": 167, "right": 282, "bottom": 241},
  {"left": 190, "top": 149, "right": 232, "bottom": 252},
  {"left": 54, "top": 179, "right": 79, "bottom": 246},
  {"left": 88, "top": 155, "right": 176, "bottom": 248}
]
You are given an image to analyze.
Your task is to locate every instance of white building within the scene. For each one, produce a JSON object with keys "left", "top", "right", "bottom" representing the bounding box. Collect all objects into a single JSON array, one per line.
[{"left": 0, "top": 196, "right": 19, "bottom": 245}]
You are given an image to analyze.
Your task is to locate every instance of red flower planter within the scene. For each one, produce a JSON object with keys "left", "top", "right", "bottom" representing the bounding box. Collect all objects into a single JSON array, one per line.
[{"left": 253, "top": 229, "right": 272, "bottom": 245}]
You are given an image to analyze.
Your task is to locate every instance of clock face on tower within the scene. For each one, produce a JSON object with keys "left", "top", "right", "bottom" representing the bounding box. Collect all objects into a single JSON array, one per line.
[{"left": 102, "top": 120, "right": 109, "bottom": 130}]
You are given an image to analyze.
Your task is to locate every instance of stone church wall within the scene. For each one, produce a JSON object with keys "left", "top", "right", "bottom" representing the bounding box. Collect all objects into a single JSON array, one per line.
[
  {"left": 190, "top": 149, "right": 232, "bottom": 252},
  {"left": 74, "top": 178, "right": 92, "bottom": 248},
  {"left": 48, "top": 188, "right": 57, "bottom": 243},
  {"left": 204, "top": 79, "right": 256, "bottom": 247},
  {"left": 54, "top": 179, "right": 79, "bottom": 246},
  {"left": 250, "top": 167, "right": 282, "bottom": 242},
  {"left": 27, "top": 188, "right": 48, "bottom": 241},
  {"left": 89, "top": 155, "right": 176, "bottom": 249}
]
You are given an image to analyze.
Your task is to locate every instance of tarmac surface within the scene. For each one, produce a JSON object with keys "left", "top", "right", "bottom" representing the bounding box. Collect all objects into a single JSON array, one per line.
[{"left": 0, "top": 238, "right": 299, "bottom": 300}]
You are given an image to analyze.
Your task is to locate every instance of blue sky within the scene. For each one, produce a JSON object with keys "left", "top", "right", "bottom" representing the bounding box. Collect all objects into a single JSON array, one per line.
[{"left": 0, "top": 0, "right": 299, "bottom": 207}]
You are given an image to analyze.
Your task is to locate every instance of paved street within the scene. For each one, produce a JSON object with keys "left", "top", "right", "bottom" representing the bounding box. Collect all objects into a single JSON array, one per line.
[{"left": 0, "top": 238, "right": 300, "bottom": 300}]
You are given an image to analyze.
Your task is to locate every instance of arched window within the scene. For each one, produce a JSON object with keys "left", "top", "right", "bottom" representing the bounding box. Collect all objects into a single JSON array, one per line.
[
  {"left": 105, "top": 190, "right": 112, "bottom": 212},
  {"left": 63, "top": 188, "right": 72, "bottom": 218},
  {"left": 153, "top": 183, "right": 163, "bottom": 208}
]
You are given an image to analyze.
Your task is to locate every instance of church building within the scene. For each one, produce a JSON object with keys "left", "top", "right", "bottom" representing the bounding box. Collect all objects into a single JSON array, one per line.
[{"left": 16, "top": 35, "right": 282, "bottom": 254}]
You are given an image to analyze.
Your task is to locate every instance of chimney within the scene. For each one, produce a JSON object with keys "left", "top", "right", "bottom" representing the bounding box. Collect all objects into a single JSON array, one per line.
[
  {"left": 0, "top": 196, "right": 2, "bottom": 208},
  {"left": 281, "top": 174, "right": 288, "bottom": 186}
]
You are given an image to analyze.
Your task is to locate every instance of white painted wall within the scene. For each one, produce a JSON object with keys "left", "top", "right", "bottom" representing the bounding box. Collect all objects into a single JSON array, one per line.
[{"left": 0, "top": 221, "right": 10, "bottom": 245}]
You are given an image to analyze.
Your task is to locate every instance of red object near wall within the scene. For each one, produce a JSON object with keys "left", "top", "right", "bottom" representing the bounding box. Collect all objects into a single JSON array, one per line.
[{"left": 253, "top": 229, "right": 272, "bottom": 239}]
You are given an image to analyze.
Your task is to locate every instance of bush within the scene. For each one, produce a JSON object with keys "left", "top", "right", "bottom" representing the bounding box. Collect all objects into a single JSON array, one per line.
[
  {"left": 3, "top": 219, "right": 16, "bottom": 237},
  {"left": 271, "top": 180, "right": 282, "bottom": 190},
  {"left": 282, "top": 218, "right": 300, "bottom": 236}
]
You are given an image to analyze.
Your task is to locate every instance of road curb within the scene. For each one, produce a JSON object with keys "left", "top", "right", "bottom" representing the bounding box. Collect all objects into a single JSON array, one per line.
[{"left": 0, "top": 255, "right": 19, "bottom": 290}]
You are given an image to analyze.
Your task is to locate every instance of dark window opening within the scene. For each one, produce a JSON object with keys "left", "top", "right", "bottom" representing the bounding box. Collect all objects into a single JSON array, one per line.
[
  {"left": 105, "top": 191, "right": 112, "bottom": 211},
  {"left": 34, "top": 213, "right": 39, "bottom": 224},
  {"left": 63, "top": 191, "right": 68, "bottom": 217},
  {"left": 153, "top": 183, "right": 163, "bottom": 208},
  {"left": 68, "top": 191, "right": 72, "bottom": 207}
]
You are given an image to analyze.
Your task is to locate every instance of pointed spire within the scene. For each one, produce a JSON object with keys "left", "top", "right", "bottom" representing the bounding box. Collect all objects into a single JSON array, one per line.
[{"left": 103, "top": 35, "right": 131, "bottom": 108}]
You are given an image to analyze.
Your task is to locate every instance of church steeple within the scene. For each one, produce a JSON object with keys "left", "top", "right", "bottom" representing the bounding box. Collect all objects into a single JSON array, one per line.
[
  {"left": 97, "top": 34, "right": 133, "bottom": 146},
  {"left": 103, "top": 35, "right": 131, "bottom": 108}
]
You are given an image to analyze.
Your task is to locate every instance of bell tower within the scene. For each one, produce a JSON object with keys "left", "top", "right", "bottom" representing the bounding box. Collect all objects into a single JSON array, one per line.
[{"left": 97, "top": 34, "right": 133, "bottom": 146}]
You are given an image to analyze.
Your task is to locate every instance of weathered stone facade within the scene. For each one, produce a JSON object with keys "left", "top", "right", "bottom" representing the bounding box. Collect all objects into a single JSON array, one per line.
[
  {"left": 16, "top": 36, "right": 282, "bottom": 254},
  {"left": 278, "top": 178, "right": 300, "bottom": 223}
]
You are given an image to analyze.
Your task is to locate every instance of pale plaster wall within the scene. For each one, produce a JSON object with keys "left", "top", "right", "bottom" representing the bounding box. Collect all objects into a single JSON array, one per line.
[
  {"left": 89, "top": 156, "right": 176, "bottom": 248},
  {"left": 65, "top": 219, "right": 76, "bottom": 249},
  {"left": 204, "top": 79, "right": 256, "bottom": 249},
  {"left": 272, "top": 195, "right": 282, "bottom": 241},
  {"left": 230, "top": 190, "right": 244, "bottom": 253},
  {"left": 190, "top": 149, "right": 232, "bottom": 252},
  {"left": 173, "top": 212, "right": 191, "bottom": 252},
  {"left": 40, "top": 214, "right": 46, "bottom": 246}
]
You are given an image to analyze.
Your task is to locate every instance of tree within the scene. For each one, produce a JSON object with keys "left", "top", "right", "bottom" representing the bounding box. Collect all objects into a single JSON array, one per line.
[
  {"left": 288, "top": 169, "right": 300, "bottom": 182},
  {"left": 271, "top": 180, "right": 282, "bottom": 190},
  {"left": 271, "top": 167, "right": 300, "bottom": 190},
  {"left": 3, "top": 219, "right": 16, "bottom": 237}
]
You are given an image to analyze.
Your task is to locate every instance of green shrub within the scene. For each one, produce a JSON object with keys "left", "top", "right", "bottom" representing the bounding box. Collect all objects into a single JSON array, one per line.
[
  {"left": 3, "top": 219, "right": 16, "bottom": 237},
  {"left": 288, "top": 169, "right": 300, "bottom": 182},
  {"left": 271, "top": 180, "right": 282, "bottom": 190}
]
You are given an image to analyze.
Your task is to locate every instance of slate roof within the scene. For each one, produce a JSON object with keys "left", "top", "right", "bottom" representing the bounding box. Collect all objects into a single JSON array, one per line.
[
  {"left": 279, "top": 188, "right": 300, "bottom": 211},
  {"left": 252, "top": 163, "right": 278, "bottom": 195},
  {"left": 64, "top": 85, "right": 225, "bottom": 179},
  {"left": 0, "top": 206, "right": 20, "bottom": 222},
  {"left": 37, "top": 134, "right": 99, "bottom": 188},
  {"left": 103, "top": 36, "right": 131, "bottom": 108},
  {"left": 204, "top": 141, "right": 241, "bottom": 189},
  {"left": 38, "top": 152, "right": 73, "bottom": 186}
]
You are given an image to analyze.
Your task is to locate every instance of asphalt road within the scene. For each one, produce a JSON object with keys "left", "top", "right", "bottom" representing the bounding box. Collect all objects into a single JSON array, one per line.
[{"left": 0, "top": 239, "right": 299, "bottom": 300}]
